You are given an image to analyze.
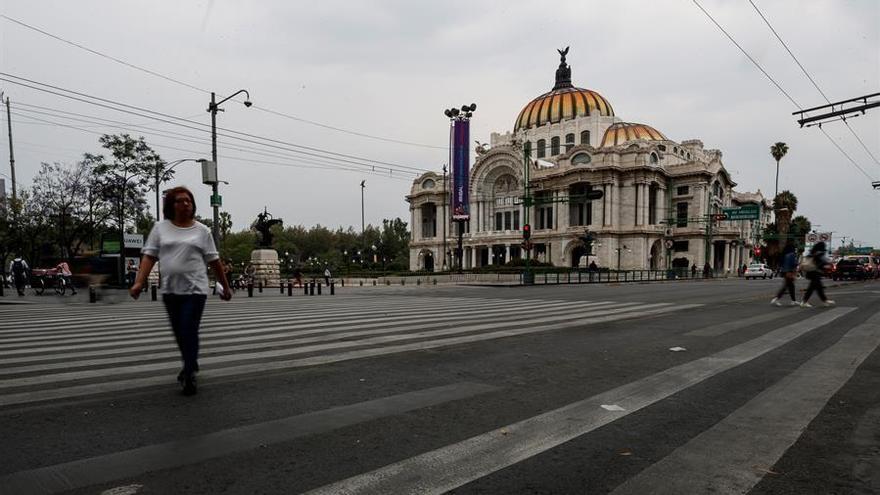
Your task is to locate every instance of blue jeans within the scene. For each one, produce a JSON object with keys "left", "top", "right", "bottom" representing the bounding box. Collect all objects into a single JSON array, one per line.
[{"left": 163, "top": 294, "right": 207, "bottom": 375}]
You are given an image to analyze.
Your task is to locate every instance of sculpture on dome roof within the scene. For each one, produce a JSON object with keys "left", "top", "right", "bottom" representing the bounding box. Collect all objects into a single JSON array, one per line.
[{"left": 553, "top": 46, "right": 572, "bottom": 90}]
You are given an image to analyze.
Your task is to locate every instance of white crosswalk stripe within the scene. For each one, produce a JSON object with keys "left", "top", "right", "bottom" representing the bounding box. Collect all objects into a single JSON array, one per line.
[{"left": 0, "top": 296, "right": 698, "bottom": 407}]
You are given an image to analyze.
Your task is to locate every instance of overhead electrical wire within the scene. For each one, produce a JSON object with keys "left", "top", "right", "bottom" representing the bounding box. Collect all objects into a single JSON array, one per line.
[
  {"left": 747, "top": 0, "right": 880, "bottom": 169},
  {"left": 0, "top": 73, "right": 429, "bottom": 176},
  {"left": 691, "top": 0, "right": 876, "bottom": 181},
  {"left": 9, "top": 103, "right": 422, "bottom": 177},
  {"left": 8, "top": 111, "right": 415, "bottom": 182},
  {"left": 0, "top": 13, "right": 447, "bottom": 150}
]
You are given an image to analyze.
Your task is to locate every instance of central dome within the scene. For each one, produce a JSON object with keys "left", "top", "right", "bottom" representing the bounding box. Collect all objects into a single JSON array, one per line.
[{"left": 514, "top": 48, "right": 614, "bottom": 132}]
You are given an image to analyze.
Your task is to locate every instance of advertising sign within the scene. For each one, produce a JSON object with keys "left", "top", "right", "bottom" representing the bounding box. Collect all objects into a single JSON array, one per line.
[
  {"left": 451, "top": 120, "right": 470, "bottom": 221},
  {"left": 124, "top": 233, "right": 144, "bottom": 249}
]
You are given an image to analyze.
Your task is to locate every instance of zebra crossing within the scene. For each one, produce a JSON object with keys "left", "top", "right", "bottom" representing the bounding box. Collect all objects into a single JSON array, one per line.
[
  {"left": 2, "top": 292, "right": 879, "bottom": 494},
  {"left": 0, "top": 295, "right": 698, "bottom": 408}
]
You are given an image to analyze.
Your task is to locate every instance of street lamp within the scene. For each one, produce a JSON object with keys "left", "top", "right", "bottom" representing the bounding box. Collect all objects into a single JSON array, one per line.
[
  {"left": 207, "top": 89, "right": 252, "bottom": 247},
  {"left": 444, "top": 103, "right": 477, "bottom": 273}
]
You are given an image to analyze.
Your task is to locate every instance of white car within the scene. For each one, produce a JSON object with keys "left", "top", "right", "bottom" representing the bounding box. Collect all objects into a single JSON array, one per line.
[{"left": 745, "top": 263, "right": 774, "bottom": 279}]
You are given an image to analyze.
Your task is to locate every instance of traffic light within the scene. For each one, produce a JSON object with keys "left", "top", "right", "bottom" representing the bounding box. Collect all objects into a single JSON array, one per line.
[
  {"left": 754, "top": 247, "right": 762, "bottom": 257},
  {"left": 523, "top": 224, "right": 531, "bottom": 240}
]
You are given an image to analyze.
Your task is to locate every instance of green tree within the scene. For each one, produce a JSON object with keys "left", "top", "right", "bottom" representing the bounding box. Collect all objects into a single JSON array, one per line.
[
  {"left": 770, "top": 142, "right": 788, "bottom": 199},
  {"left": 773, "top": 190, "right": 798, "bottom": 238},
  {"left": 84, "top": 134, "right": 163, "bottom": 283}
]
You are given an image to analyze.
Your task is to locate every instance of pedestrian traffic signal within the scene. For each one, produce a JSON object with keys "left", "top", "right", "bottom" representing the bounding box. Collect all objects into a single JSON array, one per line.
[
  {"left": 523, "top": 224, "right": 531, "bottom": 240},
  {"left": 754, "top": 247, "right": 762, "bottom": 257}
]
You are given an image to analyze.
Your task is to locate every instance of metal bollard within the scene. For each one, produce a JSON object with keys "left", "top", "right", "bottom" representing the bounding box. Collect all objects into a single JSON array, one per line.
[
  {"left": 341, "top": 279, "right": 345, "bottom": 287},
  {"left": 309, "top": 282, "right": 315, "bottom": 296},
  {"left": 151, "top": 284, "right": 157, "bottom": 301},
  {"left": 304, "top": 284, "right": 308, "bottom": 296},
  {"left": 330, "top": 282, "right": 335, "bottom": 295},
  {"left": 89, "top": 286, "right": 97, "bottom": 303},
  {"left": 280, "top": 283, "right": 285, "bottom": 294},
  {"left": 247, "top": 283, "right": 254, "bottom": 297},
  {"left": 259, "top": 281, "right": 263, "bottom": 293},
  {"left": 288, "top": 283, "right": 292, "bottom": 296},
  {"left": 359, "top": 280, "right": 363, "bottom": 286},
  {"left": 317, "top": 283, "right": 322, "bottom": 295}
]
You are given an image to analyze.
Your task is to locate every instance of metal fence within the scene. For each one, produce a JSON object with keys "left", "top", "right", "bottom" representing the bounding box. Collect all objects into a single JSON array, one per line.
[{"left": 522, "top": 269, "right": 720, "bottom": 285}]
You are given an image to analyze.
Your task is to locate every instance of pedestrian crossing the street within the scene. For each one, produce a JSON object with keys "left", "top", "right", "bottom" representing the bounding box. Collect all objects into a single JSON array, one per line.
[{"left": 0, "top": 295, "right": 698, "bottom": 408}]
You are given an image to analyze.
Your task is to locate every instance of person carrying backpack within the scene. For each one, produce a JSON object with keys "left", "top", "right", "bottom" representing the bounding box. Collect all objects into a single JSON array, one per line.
[{"left": 9, "top": 255, "right": 29, "bottom": 296}]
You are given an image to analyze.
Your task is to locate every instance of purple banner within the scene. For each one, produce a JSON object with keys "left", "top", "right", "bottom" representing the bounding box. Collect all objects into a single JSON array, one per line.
[{"left": 451, "top": 119, "right": 470, "bottom": 221}]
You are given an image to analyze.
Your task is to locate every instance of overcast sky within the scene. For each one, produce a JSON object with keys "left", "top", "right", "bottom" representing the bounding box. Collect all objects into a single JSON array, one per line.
[{"left": 1, "top": 1, "right": 878, "bottom": 246}]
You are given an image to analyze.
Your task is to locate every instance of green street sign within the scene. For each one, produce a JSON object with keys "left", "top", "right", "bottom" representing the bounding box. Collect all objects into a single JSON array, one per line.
[
  {"left": 722, "top": 206, "right": 760, "bottom": 220},
  {"left": 210, "top": 194, "right": 222, "bottom": 207},
  {"left": 853, "top": 247, "right": 874, "bottom": 254},
  {"left": 102, "top": 240, "right": 120, "bottom": 254}
]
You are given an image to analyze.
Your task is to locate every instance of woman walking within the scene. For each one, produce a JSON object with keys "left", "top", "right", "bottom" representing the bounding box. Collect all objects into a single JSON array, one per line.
[
  {"left": 800, "top": 241, "right": 835, "bottom": 308},
  {"left": 771, "top": 243, "right": 799, "bottom": 306},
  {"left": 130, "top": 186, "right": 232, "bottom": 396}
]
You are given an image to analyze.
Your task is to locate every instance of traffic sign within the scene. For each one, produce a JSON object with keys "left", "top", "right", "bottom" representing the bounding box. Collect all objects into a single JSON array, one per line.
[
  {"left": 722, "top": 205, "right": 760, "bottom": 220},
  {"left": 210, "top": 194, "right": 222, "bottom": 207}
]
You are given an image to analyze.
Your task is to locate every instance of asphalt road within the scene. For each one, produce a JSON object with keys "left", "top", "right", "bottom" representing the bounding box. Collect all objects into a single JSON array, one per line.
[{"left": 0, "top": 277, "right": 877, "bottom": 494}]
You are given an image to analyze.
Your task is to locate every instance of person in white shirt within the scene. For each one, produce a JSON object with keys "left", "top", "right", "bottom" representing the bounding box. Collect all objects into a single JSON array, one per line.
[
  {"left": 323, "top": 266, "right": 331, "bottom": 286},
  {"left": 130, "top": 186, "right": 232, "bottom": 396}
]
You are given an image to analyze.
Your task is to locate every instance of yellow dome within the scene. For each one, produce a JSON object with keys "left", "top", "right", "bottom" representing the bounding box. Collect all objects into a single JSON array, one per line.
[
  {"left": 515, "top": 87, "right": 615, "bottom": 132},
  {"left": 514, "top": 47, "right": 614, "bottom": 132},
  {"left": 600, "top": 122, "right": 667, "bottom": 148}
]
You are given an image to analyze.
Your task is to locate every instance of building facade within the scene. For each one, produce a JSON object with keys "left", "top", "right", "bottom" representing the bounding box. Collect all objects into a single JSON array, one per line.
[{"left": 407, "top": 49, "right": 769, "bottom": 272}]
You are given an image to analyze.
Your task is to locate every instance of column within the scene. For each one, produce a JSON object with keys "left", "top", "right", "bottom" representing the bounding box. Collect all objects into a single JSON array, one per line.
[
  {"left": 413, "top": 206, "right": 422, "bottom": 240},
  {"left": 658, "top": 187, "right": 666, "bottom": 227},
  {"left": 505, "top": 244, "right": 510, "bottom": 263},
  {"left": 559, "top": 189, "right": 570, "bottom": 230}
]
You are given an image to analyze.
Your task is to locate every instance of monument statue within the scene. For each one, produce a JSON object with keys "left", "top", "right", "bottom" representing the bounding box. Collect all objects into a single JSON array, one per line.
[{"left": 253, "top": 207, "right": 283, "bottom": 248}]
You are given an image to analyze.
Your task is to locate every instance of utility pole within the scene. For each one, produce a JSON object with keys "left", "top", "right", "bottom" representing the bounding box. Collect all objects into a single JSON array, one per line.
[
  {"left": 207, "top": 89, "right": 251, "bottom": 247},
  {"left": 4, "top": 96, "right": 16, "bottom": 204},
  {"left": 360, "top": 180, "right": 365, "bottom": 235}
]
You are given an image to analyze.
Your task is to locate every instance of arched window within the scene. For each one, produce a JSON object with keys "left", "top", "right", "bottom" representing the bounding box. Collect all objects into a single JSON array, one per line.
[
  {"left": 580, "top": 130, "right": 590, "bottom": 145},
  {"left": 564, "top": 133, "right": 575, "bottom": 152},
  {"left": 550, "top": 136, "right": 560, "bottom": 156},
  {"left": 523, "top": 141, "right": 532, "bottom": 158},
  {"left": 650, "top": 153, "right": 659, "bottom": 164},
  {"left": 537, "top": 139, "right": 546, "bottom": 158}
]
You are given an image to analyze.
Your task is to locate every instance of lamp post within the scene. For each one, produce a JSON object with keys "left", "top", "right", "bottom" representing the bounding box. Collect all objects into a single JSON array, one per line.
[
  {"left": 360, "top": 180, "right": 366, "bottom": 235},
  {"left": 444, "top": 103, "right": 476, "bottom": 273},
  {"left": 442, "top": 164, "right": 447, "bottom": 271},
  {"left": 207, "top": 89, "right": 252, "bottom": 247}
]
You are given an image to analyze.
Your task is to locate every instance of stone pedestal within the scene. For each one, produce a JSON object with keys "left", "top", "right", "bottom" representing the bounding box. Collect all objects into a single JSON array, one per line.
[{"left": 250, "top": 249, "right": 281, "bottom": 287}]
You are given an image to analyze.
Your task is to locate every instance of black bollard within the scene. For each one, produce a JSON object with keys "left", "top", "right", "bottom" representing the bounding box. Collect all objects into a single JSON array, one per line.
[
  {"left": 330, "top": 282, "right": 335, "bottom": 295},
  {"left": 317, "top": 283, "right": 322, "bottom": 295},
  {"left": 247, "top": 283, "right": 254, "bottom": 298},
  {"left": 287, "top": 283, "right": 292, "bottom": 296},
  {"left": 309, "top": 281, "right": 315, "bottom": 296},
  {"left": 304, "top": 284, "right": 308, "bottom": 296},
  {"left": 151, "top": 284, "right": 157, "bottom": 301},
  {"left": 359, "top": 280, "right": 363, "bottom": 286},
  {"left": 89, "top": 286, "right": 97, "bottom": 303},
  {"left": 280, "top": 283, "right": 285, "bottom": 294},
  {"left": 259, "top": 281, "right": 263, "bottom": 293}
]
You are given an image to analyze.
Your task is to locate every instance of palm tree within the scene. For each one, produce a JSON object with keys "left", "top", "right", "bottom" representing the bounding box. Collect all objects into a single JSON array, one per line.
[{"left": 770, "top": 142, "right": 788, "bottom": 199}]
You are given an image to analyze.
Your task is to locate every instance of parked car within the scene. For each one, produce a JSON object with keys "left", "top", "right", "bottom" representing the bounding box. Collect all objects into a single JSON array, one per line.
[
  {"left": 833, "top": 259, "right": 869, "bottom": 280},
  {"left": 745, "top": 263, "right": 774, "bottom": 279}
]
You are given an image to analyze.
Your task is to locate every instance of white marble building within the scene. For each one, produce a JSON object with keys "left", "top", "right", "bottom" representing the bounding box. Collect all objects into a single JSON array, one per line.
[{"left": 407, "top": 49, "right": 770, "bottom": 272}]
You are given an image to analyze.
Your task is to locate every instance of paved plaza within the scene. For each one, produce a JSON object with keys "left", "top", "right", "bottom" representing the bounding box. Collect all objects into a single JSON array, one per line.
[{"left": 0, "top": 279, "right": 878, "bottom": 494}]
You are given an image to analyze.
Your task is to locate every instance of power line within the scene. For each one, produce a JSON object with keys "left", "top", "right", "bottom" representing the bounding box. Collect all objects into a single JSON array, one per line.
[
  {"left": 691, "top": 0, "right": 875, "bottom": 181},
  {"left": 0, "top": 73, "right": 430, "bottom": 174},
  {"left": 8, "top": 111, "right": 417, "bottom": 182},
  {"left": 9, "top": 103, "right": 423, "bottom": 177},
  {"left": 747, "top": 0, "right": 880, "bottom": 169},
  {"left": 0, "top": 13, "right": 447, "bottom": 150},
  {"left": 691, "top": 0, "right": 801, "bottom": 108}
]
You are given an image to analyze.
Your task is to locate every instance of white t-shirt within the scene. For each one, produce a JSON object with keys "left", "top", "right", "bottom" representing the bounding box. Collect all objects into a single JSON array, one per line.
[{"left": 142, "top": 220, "right": 219, "bottom": 295}]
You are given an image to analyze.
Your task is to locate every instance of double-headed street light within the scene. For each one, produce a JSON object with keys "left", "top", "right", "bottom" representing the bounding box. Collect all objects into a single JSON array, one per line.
[{"left": 208, "top": 89, "right": 252, "bottom": 247}]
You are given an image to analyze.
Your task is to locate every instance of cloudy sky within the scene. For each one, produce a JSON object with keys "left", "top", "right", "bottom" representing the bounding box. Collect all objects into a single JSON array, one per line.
[{"left": 1, "top": 1, "right": 878, "bottom": 246}]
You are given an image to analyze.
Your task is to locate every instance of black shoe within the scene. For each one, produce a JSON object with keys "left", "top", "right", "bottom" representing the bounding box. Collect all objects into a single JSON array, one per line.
[{"left": 182, "top": 373, "right": 197, "bottom": 396}]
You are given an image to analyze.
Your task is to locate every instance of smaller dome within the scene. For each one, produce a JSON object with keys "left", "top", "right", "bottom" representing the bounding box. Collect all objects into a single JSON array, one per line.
[{"left": 600, "top": 122, "right": 667, "bottom": 148}]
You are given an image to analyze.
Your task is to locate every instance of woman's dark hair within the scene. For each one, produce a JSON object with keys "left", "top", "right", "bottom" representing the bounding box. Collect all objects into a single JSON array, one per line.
[{"left": 162, "top": 186, "right": 196, "bottom": 221}]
